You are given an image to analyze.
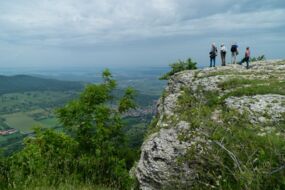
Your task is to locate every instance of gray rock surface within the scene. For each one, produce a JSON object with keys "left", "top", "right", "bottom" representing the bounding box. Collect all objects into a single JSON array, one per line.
[
  {"left": 225, "top": 94, "right": 285, "bottom": 123},
  {"left": 135, "top": 60, "right": 285, "bottom": 189},
  {"left": 136, "top": 121, "right": 192, "bottom": 190}
]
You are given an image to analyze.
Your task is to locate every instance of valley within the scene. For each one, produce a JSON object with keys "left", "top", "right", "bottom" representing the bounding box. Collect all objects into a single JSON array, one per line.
[{"left": 0, "top": 71, "right": 166, "bottom": 156}]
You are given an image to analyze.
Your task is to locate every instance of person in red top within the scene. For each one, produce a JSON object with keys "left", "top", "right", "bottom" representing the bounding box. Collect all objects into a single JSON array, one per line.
[{"left": 239, "top": 47, "right": 250, "bottom": 69}]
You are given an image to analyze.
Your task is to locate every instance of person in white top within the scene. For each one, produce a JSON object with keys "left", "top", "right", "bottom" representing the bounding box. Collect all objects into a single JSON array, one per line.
[{"left": 220, "top": 44, "right": 227, "bottom": 66}]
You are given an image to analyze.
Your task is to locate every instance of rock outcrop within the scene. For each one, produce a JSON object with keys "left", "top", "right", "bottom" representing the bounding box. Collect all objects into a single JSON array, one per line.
[{"left": 135, "top": 60, "right": 285, "bottom": 189}]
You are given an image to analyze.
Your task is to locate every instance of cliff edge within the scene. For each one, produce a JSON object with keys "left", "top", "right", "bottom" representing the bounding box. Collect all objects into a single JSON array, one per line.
[{"left": 135, "top": 60, "right": 285, "bottom": 189}]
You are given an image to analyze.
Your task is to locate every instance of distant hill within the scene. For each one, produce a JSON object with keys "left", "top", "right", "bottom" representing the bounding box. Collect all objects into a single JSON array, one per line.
[{"left": 0, "top": 75, "right": 84, "bottom": 94}]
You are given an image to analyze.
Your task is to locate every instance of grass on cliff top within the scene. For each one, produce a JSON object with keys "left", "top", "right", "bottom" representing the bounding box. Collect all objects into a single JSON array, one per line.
[
  {"left": 173, "top": 88, "right": 285, "bottom": 190},
  {"left": 217, "top": 78, "right": 269, "bottom": 90},
  {"left": 220, "top": 78, "right": 285, "bottom": 101}
]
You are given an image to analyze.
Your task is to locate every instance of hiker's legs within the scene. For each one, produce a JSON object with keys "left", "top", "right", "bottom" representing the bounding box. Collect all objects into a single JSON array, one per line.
[
  {"left": 246, "top": 58, "right": 249, "bottom": 69},
  {"left": 210, "top": 57, "right": 216, "bottom": 67},
  {"left": 221, "top": 53, "right": 226, "bottom": 66},
  {"left": 239, "top": 58, "right": 245, "bottom": 65},
  {"left": 231, "top": 52, "right": 237, "bottom": 64}
]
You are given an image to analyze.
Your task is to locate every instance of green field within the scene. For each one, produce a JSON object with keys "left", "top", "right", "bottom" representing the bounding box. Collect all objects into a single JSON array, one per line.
[
  {"left": 39, "top": 118, "right": 59, "bottom": 128},
  {"left": 0, "top": 91, "right": 71, "bottom": 155},
  {"left": 3, "top": 112, "right": 41, "bottom": 133},
  {"left": 0, "top": 90, "right": 74, "bottom": 135},
  {"left": 2, "top": 111, "right": 58, "bottom": 133},
  {"left": 0, "top": 91, "right": 79, "bottom": 114}
]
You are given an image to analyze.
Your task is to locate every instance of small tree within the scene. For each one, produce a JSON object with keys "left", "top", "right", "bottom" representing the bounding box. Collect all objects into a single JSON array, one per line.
[
  {"left": 160, "top": 58, "right": 197, "bottom": 80},
  {"left": 56, "top": 69, "right": 136, "bottom": 188},
  {"left": 250, "top": 55, "right": 266, "bottom": 62}
]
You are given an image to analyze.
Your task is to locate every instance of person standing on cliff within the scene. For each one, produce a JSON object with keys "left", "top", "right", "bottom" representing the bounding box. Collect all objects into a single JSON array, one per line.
[
  {"left": 220, "top": 43, "right": 227, "bottom": 66},
  {"left": 209, "top": 43, "right": 217, "bottom": 67},
  {"left": 239, "top": 47, "right": 251, "bottom": 69},
  {"left": 231, "top": 42, "right": 239, "bottom": 64}
]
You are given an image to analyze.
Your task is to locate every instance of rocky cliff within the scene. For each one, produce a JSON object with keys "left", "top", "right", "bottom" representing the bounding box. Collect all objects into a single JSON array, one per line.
[{"left": 135, "top": 60, "right": 285, "bottom": 189}]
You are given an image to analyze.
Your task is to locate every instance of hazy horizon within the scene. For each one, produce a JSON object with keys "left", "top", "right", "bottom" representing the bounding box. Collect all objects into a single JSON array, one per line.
[{"left": 0, "top": 0, "right": 284, "bottom": 69}]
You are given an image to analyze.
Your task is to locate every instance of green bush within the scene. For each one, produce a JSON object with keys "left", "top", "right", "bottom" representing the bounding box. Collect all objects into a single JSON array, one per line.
[
  {"left": 160, "top": 58, "right": 197, "bottom": 80},
  {"left": 6, "top": 128, "right": 78, "bottom": 188}
]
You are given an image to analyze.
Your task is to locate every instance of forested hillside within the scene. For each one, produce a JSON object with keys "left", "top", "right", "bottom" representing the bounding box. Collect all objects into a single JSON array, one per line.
[{"left": 0, "top": 75, "right": 84, "bottom": 94}]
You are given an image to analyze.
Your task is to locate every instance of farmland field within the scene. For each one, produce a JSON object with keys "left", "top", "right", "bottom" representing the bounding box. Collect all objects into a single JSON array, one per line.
[
  {"left": 0, "top": 90, "right": 79, "bottom": 114},
  {"left": 2, "top": 110, "right": 59, "bottom": 133},
  {"left": 39, "top": 118, "right": 59, "bottom": 128},
  {"left": 0, "top": 90, "right": 78, "bottom": 155},
  {"left": 0, "top": 90, "right": 75, "bottom": 134},
  {"left": 3, "top": 112, "right": 39, "bottom": 133}
]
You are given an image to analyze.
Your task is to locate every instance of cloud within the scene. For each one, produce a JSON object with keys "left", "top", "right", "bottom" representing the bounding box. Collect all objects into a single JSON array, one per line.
[
  {"left": 0, "top": 0, "right": 284, "bottom": 68},
  {"left": 0, "top": 0, "right": 284, "bottom": 47}
]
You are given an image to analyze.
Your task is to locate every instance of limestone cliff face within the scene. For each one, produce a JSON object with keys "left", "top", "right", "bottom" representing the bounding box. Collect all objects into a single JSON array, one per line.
[{"left": 135, "top": 60, "right": 285, "bottom": 189}]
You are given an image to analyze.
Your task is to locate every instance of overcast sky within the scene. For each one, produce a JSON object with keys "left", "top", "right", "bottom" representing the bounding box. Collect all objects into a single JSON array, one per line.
[{"left": 0, "top": 0, "right": 284, "bottom": 69}]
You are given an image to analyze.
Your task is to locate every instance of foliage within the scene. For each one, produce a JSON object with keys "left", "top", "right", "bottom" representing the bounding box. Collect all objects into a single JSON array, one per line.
[
  {"left": 1, "top": 69, "right": 137, "bottom": 189},
  {"left": 4, "top": 128, "right": 78, "bottom": 189},
  {"left": 160, "top": 58, "right": 197, "bottom": 80},
  {"left": 250, "top": 55, "right": 266, "bottom": 62},
  {"left": 119, "top": 87, "right": 137, "bottom": 113}
]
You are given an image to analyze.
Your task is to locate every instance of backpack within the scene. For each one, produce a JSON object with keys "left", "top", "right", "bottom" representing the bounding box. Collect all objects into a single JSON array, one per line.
[
  {"left": 231, "top": 45, "right": 237, "bottom": 52},
  {"left": 209, "top": 46, "right": 217, "bottom": 57}
]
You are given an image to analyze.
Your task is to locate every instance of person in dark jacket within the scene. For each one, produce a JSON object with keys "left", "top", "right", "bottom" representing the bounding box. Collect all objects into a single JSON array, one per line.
[
  {"left": 209, "top": 43, "right": 217, "bottom": 67},
  {"left": 231, "top": 43, "right": 239, "bottom": 64},
  {"left": 239, "top": 47, "right": 251, "bottom": 69},
  {"left": 220, "top": 43, "right": 227, "bottom": 66}
]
